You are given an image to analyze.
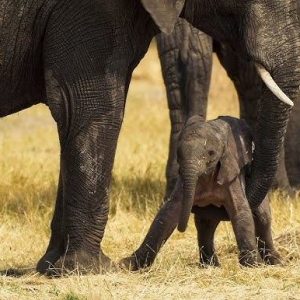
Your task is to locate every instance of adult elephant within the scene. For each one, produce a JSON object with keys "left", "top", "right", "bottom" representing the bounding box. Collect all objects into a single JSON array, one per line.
[
  {"left": 156, "top": 18, "right": 294, "bottom": 197},
  {"left": 1, "top": 0, "right": 299, "bottom": 274}
]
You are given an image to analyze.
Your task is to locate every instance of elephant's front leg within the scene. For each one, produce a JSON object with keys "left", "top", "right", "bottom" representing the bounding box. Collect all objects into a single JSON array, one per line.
[
  {"left": 38, "top": 113, "right": 119, "bottom": 274},
  {"left": 120, "top": 181, "right": 183, "bottom": 271},
  {"left": 36, "top": 3, "right": 138, "bottom": 273},
  {"left": 226, "top": 177, "right": 261, "bottom": 267},
  {"left": 37, "top": 74, "right": 125, "bottom": 274},
  {"left": 57, "top": 115, "right": 122, "bottom": 273}
]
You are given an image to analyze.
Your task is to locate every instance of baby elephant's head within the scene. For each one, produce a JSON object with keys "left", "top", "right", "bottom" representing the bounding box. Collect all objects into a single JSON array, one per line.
[{"left": 177, "top": 115, "right": 253, "bottom": 232}]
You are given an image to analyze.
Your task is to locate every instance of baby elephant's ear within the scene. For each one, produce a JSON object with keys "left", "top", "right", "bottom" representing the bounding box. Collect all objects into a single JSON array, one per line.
[
  {"left": 141, "top": 0, "right": 185, "bottom": 34},
  {"left": 217, "top": 120, "right": 253, "bottom": 185}
]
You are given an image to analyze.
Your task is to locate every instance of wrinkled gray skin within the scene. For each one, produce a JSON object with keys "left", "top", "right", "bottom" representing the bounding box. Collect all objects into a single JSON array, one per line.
[
  {"left": 120, "top": 116, "right": 281, "bottom": 269},
  {"left": 1, "top": 0, "right": 300, "bottom": 274},
  {"left": 157, "top": 18, "right": 296, "bottom": 198},
  {"left": 156, "top": 20, "right": 213, "bottom": 197}
]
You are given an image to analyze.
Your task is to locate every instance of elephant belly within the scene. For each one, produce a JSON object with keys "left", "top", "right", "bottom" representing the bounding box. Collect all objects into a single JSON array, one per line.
[
  {"left": 192, "top": 190, "right": 229, "bottom": 221},
  {"left": 193, "top": 195, "right": 224, "bottom": 208},
  {"left": 193, "top": 182, "right": 226, "bottom": 208},
  {"left": 0, "top": 1, "right": 54, "bottom": 116},
  {"left": 191, "top": 205, "right": 229, "bottom": 221},
  {"left": 0, "top": 91, "right": 41, "bottom": 117}
]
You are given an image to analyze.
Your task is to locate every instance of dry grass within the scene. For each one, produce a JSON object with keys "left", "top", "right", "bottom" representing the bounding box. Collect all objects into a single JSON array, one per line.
[{"left": 0, "top": 43, "right": 299, "bottom": 300}]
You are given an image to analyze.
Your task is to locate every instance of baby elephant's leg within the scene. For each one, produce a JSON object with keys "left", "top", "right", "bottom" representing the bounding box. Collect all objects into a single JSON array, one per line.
[
  {"left": 120, "top": 182, "right": 183, "bottom": 271},
  {"left": 253, "top": 197, "right": 281, "bottom": 265},
  {"left": 227, "top": 178, "right": 261, "bottom": 266},
  {"left": 194, "top": 213, "right": 220, "bottom": 267}
]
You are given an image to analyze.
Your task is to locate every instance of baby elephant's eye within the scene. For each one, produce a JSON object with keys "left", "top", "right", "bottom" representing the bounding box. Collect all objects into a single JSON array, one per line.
[{"left": 208, "top": 150, "right": 216, "bottom": 157}]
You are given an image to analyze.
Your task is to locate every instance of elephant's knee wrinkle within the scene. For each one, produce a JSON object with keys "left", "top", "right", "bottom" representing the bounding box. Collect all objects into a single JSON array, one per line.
[{"left": 45, "top": 71, "right": 71, "bottom": 140}]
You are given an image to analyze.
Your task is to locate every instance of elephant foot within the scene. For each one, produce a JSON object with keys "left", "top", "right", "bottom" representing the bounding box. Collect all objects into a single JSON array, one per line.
[
  {"left": 61, "top": 249, "right": 114, "bottom": 275},
  {"left": 119, "top": 252, "right": 153, "bottom": 271},
  {"left": 1, "top": 267, "right": 36, "bottom": 277},
  {"left": 239, "top": 250, "right": 262, "bottom": 267},
  {"left": 260, "top": 250, "right": 282, "bottom": 265},
  {"left": 38, "top": 249, "right": 114, "bottom": 276},
  {"left": 199, "top": 253, "right": 220, "bottom": 268},
  {"left": 36, "top": 248, "right": 63, "bottom": 275}
]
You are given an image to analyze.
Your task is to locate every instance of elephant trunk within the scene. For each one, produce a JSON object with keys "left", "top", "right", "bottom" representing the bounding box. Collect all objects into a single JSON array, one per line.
[
  {"left": 177, "top": 164, "right": 199, "bottom": 232},
  {"left": 243, "top": 0, "right": 300, "bottom": 207},
  {"left": 247, "top": 63, "right": 300, "bottom": 208}
]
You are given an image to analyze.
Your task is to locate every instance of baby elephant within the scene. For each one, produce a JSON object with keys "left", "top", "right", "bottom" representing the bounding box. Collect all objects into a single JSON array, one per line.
[{"left": 121, "top": 116, "right": 281, "bottom": 270}]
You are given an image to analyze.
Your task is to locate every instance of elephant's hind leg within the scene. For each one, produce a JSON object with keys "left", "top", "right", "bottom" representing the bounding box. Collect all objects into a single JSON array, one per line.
[{"left": 194, "top": 213, "right": 220, "bottom": 267}]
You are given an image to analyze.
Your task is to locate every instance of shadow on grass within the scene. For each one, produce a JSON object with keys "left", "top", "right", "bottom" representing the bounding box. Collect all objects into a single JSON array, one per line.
[{"left": 0, "top": 267, "right": 37, "bottom": 277}]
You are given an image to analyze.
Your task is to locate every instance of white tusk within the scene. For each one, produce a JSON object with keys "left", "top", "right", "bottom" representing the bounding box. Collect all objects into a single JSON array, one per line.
[{"left": 255, "top": 63, "right": 294, "bottom": 107}]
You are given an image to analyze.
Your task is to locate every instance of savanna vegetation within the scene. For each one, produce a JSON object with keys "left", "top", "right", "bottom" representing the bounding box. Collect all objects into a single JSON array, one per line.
[{"left": 0, "top": 43, "right": 299, "bottom": 300}]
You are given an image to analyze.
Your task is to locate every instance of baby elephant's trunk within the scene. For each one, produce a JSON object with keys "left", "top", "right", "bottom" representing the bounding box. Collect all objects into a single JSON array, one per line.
[{"left": 178, "top": 165, "right": 198, "bottom": 232}]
